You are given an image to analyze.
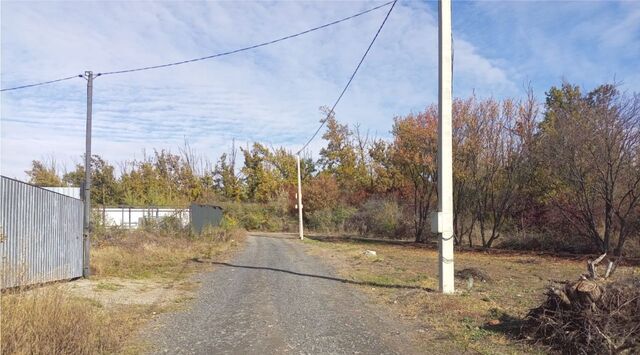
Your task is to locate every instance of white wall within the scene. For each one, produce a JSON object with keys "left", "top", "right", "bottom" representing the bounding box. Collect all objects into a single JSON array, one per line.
[
  {"left": 96, "top": 207, "right": 189, "bottom": 229},
  {"left": 43, "top": 186, "right": 81, "bottom": 199}
]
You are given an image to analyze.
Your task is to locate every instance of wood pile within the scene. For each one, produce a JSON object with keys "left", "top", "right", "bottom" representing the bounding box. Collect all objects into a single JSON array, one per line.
[{"left": 524, "top": 253, "right": 639, "bottom": 354}]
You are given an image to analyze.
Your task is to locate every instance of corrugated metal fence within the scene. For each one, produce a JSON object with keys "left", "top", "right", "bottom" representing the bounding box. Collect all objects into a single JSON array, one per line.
[{"left": 1, "top": 176, "right": 84, "bottom": 288}]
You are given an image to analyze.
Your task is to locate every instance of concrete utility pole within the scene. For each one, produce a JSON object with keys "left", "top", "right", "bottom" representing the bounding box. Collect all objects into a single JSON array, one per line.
[
  {"left": 296, "top": 154, "right": 304, "bottom": 240},
  {"left": 431, "top": 0, "right": 455, "bottom": 294},
  {"left": 82, "top": 71, "right": 93, "bottom": 278}
]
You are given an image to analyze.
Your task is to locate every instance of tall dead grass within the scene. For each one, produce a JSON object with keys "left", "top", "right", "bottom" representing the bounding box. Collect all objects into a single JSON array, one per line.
[
  {"left": 1, "top": 286, "right": 133, "bottom": 354},
  {"left": 91, "top": 225, "right": 245, "bottom": 279}
]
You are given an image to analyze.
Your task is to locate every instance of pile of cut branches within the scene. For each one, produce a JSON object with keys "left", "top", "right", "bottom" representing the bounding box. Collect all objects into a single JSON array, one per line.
[{"left": 524, "top": 254, "right": 640, "bottom": 354}]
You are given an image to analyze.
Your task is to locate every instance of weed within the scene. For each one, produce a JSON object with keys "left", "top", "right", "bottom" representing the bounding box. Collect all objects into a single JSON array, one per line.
[{"left": 1, "top": 287, "right": 140, "bottom": 354}]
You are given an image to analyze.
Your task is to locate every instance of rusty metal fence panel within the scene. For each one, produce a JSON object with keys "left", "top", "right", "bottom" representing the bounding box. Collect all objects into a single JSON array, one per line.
[{"left": 1, "top": 176, "right": 83, "bottom": 289}]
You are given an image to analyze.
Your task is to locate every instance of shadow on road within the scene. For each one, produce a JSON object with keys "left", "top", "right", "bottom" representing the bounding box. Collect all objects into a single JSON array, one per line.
[
  {"left": 194, "top": 259, "right": 434, "bottom": 292},
  {"left": 249, "top": 233, "right": 300, "bottom": 240}
]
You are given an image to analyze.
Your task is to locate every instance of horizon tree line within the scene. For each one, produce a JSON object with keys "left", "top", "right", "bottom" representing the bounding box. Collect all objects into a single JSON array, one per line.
[{"left": 23, "top": 81, "right": 640, "bottom": 255}]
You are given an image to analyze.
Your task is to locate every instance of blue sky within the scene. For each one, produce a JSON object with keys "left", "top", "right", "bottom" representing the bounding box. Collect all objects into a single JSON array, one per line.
[{"left": 1, "top": 0, "right": 639, "bottom": 179}]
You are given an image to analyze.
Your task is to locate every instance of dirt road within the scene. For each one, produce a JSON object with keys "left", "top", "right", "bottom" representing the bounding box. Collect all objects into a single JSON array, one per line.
[{"left": 145, "top": 234, "right": 419, "bottom": 354}]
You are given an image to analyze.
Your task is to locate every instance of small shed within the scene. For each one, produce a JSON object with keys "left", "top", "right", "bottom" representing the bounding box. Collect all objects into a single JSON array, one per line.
[{"left": 190, "top": 203, "right": 224, "bottom": 235}]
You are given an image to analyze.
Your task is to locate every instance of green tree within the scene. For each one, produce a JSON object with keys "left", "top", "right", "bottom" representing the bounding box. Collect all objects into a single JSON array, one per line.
[
  {"left": 318, "top": 108, "right": 361, "bottom": 195},
  {"left": 63, "top": 155, "right": 119, "bottom": 205},
  {"left": 214, "top": 152, "right": 243, "bottom": 201},
  {"left": 241, "top": 143, "right": 281, "bottom": 202}
]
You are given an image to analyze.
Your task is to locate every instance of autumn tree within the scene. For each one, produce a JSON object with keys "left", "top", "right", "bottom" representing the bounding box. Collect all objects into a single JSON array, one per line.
[
  {"left": 117, "top": 150, "right": 197, "bottom": 206},
  {"left": 318, "top": 108, "right": 365, "bottom": 198},
  {"left": 538, "top": 83, "right": 640, "bottom": 255},
  {"left": 391, "top": 108, "right": 438, "bottom": 243},
  {"left": 368, "top": 138, "right": 403, "bottom": 194},
  {"left": 475, "top": 99, "right": 534, "bottom": 247},
  {"left": 62, "top": 161, "right": 84, "bottom": 187},
  {"left": 303, "top": 173, "right": 340, "bottom": 214},
  {"left": 451, "top": 97, "right": 482, "bottom": 246},
  {"left": 450, "top": 94, "right": 538, "bottom": 247}
]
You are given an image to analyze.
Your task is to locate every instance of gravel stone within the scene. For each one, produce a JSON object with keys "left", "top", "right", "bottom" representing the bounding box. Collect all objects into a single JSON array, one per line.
[{"left": 143, "top": 235, "right": 418, "bottom": 354}]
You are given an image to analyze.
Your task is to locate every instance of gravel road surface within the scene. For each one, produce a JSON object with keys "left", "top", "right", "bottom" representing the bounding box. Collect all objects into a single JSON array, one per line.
[{"left": 145, "top": 234, "right": 419, "bottom": 354}]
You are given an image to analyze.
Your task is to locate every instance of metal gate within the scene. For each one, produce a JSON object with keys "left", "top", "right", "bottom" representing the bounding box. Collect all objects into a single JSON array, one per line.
[{"left": 190, "top": 203, "right": 223, "bottom": 235}]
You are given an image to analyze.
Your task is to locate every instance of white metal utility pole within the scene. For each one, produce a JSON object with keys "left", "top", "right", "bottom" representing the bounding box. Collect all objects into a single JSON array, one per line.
[
  {"left": 82, "top": 70, "right": 94, "bottom": 278},
  {"left": 296, "top": 154, "right": 304, "bottom": 240},
  {"left": 431, "top": 0, "right": 455, "bottom": 294}
]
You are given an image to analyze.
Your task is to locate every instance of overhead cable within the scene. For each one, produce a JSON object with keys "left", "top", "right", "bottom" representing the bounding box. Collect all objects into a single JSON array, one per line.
[
  {"left": 296, "top": 0, "right": 397, "bottom": 155},
  {"left": 0, "top": 75, "right": 83, "bottom": 92},
  {"left": 97, "top": 1, "right": 395, "bottom": 76},
  {"left": 1, "top": 1, "right": 394, "bottom": 90}
]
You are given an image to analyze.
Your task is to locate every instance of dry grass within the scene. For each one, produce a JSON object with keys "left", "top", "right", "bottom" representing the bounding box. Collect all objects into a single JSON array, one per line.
[
  {"left": 1, "top": 226, "right": 246, "bottom": 355},
  {"left": 91, "top": 227, "right": 245, "bottom": 279},
  {"left": 1, "top": 286, "right": 145, "bottom": 355},
  {"left": 302, "top": 237, "right": 640, "bottom": 354}
]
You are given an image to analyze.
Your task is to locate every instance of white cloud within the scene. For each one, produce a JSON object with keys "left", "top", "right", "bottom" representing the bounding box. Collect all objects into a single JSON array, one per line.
[{"left": 5, "top": 0, "right": 634, "bottom": 179}]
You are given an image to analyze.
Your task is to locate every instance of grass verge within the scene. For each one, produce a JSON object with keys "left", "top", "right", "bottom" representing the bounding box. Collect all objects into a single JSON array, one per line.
[
  {"left": 302, "top": 237, "right": 640, "bottom": 354},
  {"left": 91, "top": 227, "right": 245, "bottom": 279}
]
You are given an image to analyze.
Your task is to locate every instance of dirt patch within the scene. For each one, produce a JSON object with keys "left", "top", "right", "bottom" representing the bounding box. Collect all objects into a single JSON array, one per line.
[
  {"left": 62, "top": 277, "right": 198, "bottom": 309},
  {"left": 455, "top": 267, "right": 491, "bottom": 282}
]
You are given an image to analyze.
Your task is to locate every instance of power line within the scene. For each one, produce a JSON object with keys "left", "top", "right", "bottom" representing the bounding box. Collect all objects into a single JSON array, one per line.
[
  {"left": 0, "top": 74, "right": 83, "bottom": 92},
  {"left": 1, "top": 1, "right": 393, "bottom": 91},
  {"left": 296, "top": 0, "right": 397, "bottom": 155},
  {"left": 97, "top": 1, "right": 395, "bottom": 76}
]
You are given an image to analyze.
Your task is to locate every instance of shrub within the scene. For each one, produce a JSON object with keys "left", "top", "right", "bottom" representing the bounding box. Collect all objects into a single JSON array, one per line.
[
  {"left": 307, "top": 208, "right": 335, "bottom": 232},
  {"left": 139, "top": 214, "right": 188, "bottom": 237},
  {"left": 349, "top": 198, "right": 405, "bottom": 238},
  {"left": 307, "top": 205, "right": 356, "bottom": 233},
  {"left": 219, "top": 201, "right": 296, "bottom": 232},
  {"left": 498, "top": 232, "right": 598, "bottom": 254}
]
